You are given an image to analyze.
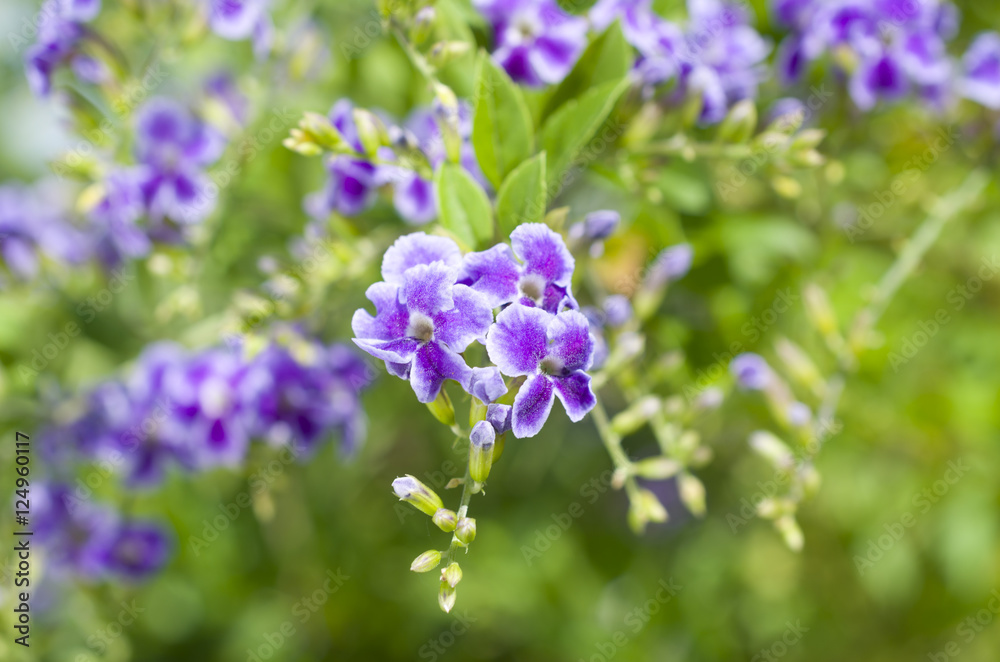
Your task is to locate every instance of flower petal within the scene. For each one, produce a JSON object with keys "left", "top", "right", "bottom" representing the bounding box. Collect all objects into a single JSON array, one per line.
[
  {"left": 467, "top": 366, "right": 508, "bottom": 404},
  {"left": 552, "top": 371, "right": 596, "bottom": 422},
  {"left": 381, "top": 232, "right": 463, "bottom": 284},
  {"left": 511, "top": 223, "right": 575, "bottom": 287},
  {"left": 434, "top": 285, "right": 493, "bottom": 352},
  {"left": 410, "top": 341, "right": 472, "bottom": 403},
  {"left": 351, "top": 282, "right": 407, "bottom": 341},
  {"left": 459, "top": 244, "right": 521, "bottom": 309},
  {"left": 352, "top": 337, "right": 420, "bottom": 364},
  {"left": 511, "top": 374, "right": 555, "bottom": 438},
  {"left": 546, "top": 310, "right": 594, "bottom": 373},
  {"left": 400, "top": 262, "right": 456, "bottom": 315},
  {"left": 486, "top": 303, "right": 551, "bottom": 377}
]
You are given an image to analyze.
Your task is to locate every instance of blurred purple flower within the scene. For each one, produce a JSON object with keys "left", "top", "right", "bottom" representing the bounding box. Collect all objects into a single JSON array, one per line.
[
  {"left": 959, "top": 32, "right": 1000, "bottom": 109},
  {"left": 474, "top": 0, "right": 588, "bottom": 87},
  {"left": 0, "top": 182, "right": 89, "bottom": 279},
  {"left": 24, "top": 1, "right": 101, "bottom": 97},
  {"left": 730, "top": 352, "right": 772, "bottom": 390}
]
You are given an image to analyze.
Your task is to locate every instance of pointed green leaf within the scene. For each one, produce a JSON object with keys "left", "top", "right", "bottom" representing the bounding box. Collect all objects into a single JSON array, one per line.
[
  {"left": 544, "top": 21, "right": 631, "bottom": 119},
  {"left": 471, "top": 53, "right": 534, "bottom": 189},
  {"left": 540, "top": 77, "right": 629, "bottom": 193},
  {"left": 435, "top": 163, "right": 494, "bottom": 249},
  {"left": 496, "top": 152, "right": 547, "bottom": 236}
]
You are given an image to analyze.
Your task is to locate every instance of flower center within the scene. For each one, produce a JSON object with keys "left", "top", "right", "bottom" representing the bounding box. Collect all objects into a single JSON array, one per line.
[
  {"left": 407, "top": 312, "right": 436, "bottom": 342},
  {"left": 518, "top": 273, "right": 546, "bottom": 304},
  {"left": 540, "top": 355, "right": 564, "bottom": 376}
]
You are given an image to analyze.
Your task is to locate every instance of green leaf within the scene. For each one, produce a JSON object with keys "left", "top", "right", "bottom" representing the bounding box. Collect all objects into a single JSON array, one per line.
[
  {"left": 496, "top": 152, "right": 547, "bottom": 236},
  {"left": 471, "top": 53, "right": 534, "bottom": 189},
  {"left": 540, "top": 77, "right": 629, "bottom": 193},
  {"left": 543, "top": 22, "right": 631, "bottom": 119},
  {"left": 435, "top": 163, "right": 494, "bottom": 249}
]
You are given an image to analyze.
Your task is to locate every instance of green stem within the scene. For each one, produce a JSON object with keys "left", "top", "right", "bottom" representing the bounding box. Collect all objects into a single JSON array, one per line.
[
  {"left": 590, "top": 396, "right": 639, "bottom": 499},
  {"left": 442, "top": 460, "right": 475, "bottom": 566}
]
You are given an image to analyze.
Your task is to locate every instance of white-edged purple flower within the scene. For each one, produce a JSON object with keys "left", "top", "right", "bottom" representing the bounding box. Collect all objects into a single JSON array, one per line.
[
  {"left": 352, "top": 235, "right": 493, "bottom": 402},
  {"left": 602, "top": 295, "right": 633, "bottom": 328},
  {"left": 0, "top": 181, "right": 89, "bottom": 279},
  {"left": 486, "top": 304, "right": 596, "bottom": 438},
  {"left": 849, "top": 50, "right": 910, "bottom": 111},
  {"left": 88, "top": 169, "right": 151, "bottom": 268},
  {"left": 730, "top": 352, "right": 772, "bottom": 390},
  {"left": 206, "top": 0, "right": 272, "bottom": 56},
  {"left": 474, "top": 0, "right": 588, "bottom": 87},
  {"left": 204, "top": 71, "right": 250, "bottom": 125},
  {"left": 459, "top": 223, "right": 578, "bottom": 313},
  {"left": 959, "top": 32, "right": 1000, "bottom": 109},
  {"left": 33, "top": 482, "right": 121, "bottom": 578}
]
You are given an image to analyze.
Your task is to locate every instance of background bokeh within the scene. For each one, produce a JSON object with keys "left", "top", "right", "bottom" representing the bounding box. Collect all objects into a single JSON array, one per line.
[{"left": 2, "top": 1, "right": 1000, "bottom": 661}]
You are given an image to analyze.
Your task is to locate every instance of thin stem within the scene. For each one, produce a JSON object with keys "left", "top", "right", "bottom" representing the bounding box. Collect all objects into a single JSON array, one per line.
[
  {"left": 442, "top": 459, "right": 475, "bottom": 566},
  {"left": 590, "top": 396, "right": 640, "bottom": 499},
  {"left": 850, "top": 170, "right": 988, "bottom": 344}
]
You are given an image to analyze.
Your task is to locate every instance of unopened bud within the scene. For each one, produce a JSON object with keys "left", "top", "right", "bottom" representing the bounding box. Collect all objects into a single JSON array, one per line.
[
  {"left": 610, "top": 396, "right": 661, "bottom": 436},
  {"left": 804, "top": 283, "right": 837, "bottom": 336},
  {"left": 428, "top": 41, "right": 472, "bottom": 68},
  {"left": 469, "top": 421, "right": 495, "bottom": 483},
  {"left": 718, "top": 99, "right": 757, "bottom": 144},
  {"left": 392, "top": 475, "right": 444, "bottom": 516},
  {"left": 426, "top": 388, "right": 456, "bottom": 427},
  {"left": 441, "top": 561, "right": 462, "bottom": 588},
  {"left": 352, "top": 108, "right": 389, "bottom": 157},
  {"left": 438, "top": 581, "right": 457, "bottom": 613},
  {"left": 411, "top": 549, "right": 442, "bottom": 573},
  {"left": 749, "top": 431, "right": 795, "bottom": 469},
  {"left": 455, "top": 517, "right": 476, "bottom": 545},
  {"left": 776, "top": 514, "right": 804, "bottom": 552},
  {"left": 629, "top": 489, "right": 668, "bottom": 534},
  {"left": 633, "top": 457, "right": 683, "bottom": 480},
  {"left": 678, "top": 473, "right": 706, "bottom": 517},
  {"left": 433, "top": 508, "right": 458, "bottom": 532}
]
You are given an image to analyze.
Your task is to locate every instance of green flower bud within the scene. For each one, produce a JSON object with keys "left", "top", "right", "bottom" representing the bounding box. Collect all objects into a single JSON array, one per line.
[
  {"left": 468, "top": 421, "right": 495, "bottom": 484},
  {"left": 749, "top": 431, "right": 795, "bottom": 469},
  {"left": 455, "top": 517, "right": 476, "bottom": 545},
  {"left": 426, "top": 388, "right": 455, "bottom": 427},
  {"left": 352, "top": 108, "right": 389, "bottom": 157},
  {"left": 610, "top": 396, "right": 661, "bottom": 437},
  {"left": 628, "top": 489, "right": 668, "bottom": 533},
  {"left": 428, "top": 41, "right": 472, "bottom": 68},
  {"left": 776, "top": 514, "right": 804, "bottom": 552},
  {"left": 410, "top": 550, "right": 443, "bottom": 573},
  {"left": 441, "top": 562, "right": 462, "bottom": 588},
  {"left": 438, "top": 581, "right": 457, "bottom": 613},
  {"left": 433, "top": 509, "right": 458, "bottom": 532},
  {"left": 633, "top": 457, "right": 683, "bottom": 480},
  {"left": 392, "top": 475, "right": 444, "bottom": 516},
  {"left": 804, "top": 283, "right": 838, "bottom": 336},
  {"left": 678, "top": 473, "right": 707, "bottom": 517},
  {"left": 718, "top": 99, "right": 757, "bottom": 144}
]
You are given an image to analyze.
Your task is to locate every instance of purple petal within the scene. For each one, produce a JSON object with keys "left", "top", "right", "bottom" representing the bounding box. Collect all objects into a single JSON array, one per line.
[
  {"left": 511, "top": 374, "right": 555, "bottom": 438},
  {"left": 459, "top": 244, "right": 521, "bottom": 309},
  {"left": 393, "top": 173, "right": 437, "bottom": 225},
  {"left": 351, "top": 282, "right": 408, "bottom": 341},
  {"left": 511, "top": 223, "right": 575, "bottom": 287},
  {"left": 467, "top": 366, "right": 508, "bottom": 404},
  {"left": 399, "top": 262, "right": 456, "bottom": 315},
  {"left": 545, "top": 309, "right": 594, "bottom": 373},
  {"left": 352, "top": 337, "right": 421, "bottom": 364},
  {"left": 433, "top": 284, "right": 493, "bottom": 352},
  {"left": 486, "top": 303, "right": 551, "bottom": 377},
  {"left": 409, "top": 341, "right": 472, "bottom": 403},
  {"left": 486, "top": 403, "right": 512, "bottom": 434},
  {"left": 552, "top": 372, "right": 596, "bottom": 422},
  {"left": 381, "top": 232, "right": 463, "bottom": 284}
]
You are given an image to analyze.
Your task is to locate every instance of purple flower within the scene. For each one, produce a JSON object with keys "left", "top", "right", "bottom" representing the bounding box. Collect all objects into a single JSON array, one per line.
[
  {"left": 459, "top": 223, "right": 577, "bottom": 312},
  {"left": 382, "top": 232, "right": 463, "bottom": 284},
  {"left": 306, "top": 157, "right": 378, "bottom": 218},
  {"left": 205, "top": 71, "right": 249, "bottom": 125},
  {"left": 486, "top": 304, "right": 596, "bottom": 438},
  {"left": 99, "top": 521, "right": 171, "bottom": 580},
  {"left": 602, "top": 295, "right": 633, "bottom": 327},
  {"left": 0, "top": 181, "right": 88, "bottom": 279},
  {"left": 240, "top": 342, "right": 370, "bottom": 455},
  {"left": 730, "top": 352, "right": 772, "bottom": 390},
  {"left": 468, "top": 366, "right": 508, "bottom": 404},
  {"left": 960, "top": 32, "right": 1000, "bottom": 109},
  {"left": 352, "top": 235, "right": 493, "bottom": 402},
  {"left": 88, "top": 169, "right": 151, "bottom": 267},
  {"left": 33, "top": 483, "right": 120, "bottom": 578},
  {"left": 849, "top": 50, "right": 910, "bottom": 110},
  {"left": 645, "top": 243, "right": 693, "bottom": 289},
  {"left": 207, "top": 0, "right": 272, "bottom": 56},
  {"left": 474, "top": 0, "right": 588, "bottom": 87},
  {"left": 133, "top": 98, "right": 225, "bottom": 224},
  {"left": 23, "top": 1, "right": 100, "bottom": 97}
]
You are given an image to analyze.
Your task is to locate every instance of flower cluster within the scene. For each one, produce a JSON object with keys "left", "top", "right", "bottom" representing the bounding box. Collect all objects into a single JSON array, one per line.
[
  {"left": 34, "top": 483, "right": 170, "bottom": 580},
  {"left": 24, "top": 0, "right": 106, "bottom": 97},
  {"left": 769, "top": 0, "right": 999, "bottom": 111},
  {"left": 352, "top": 226, "right": 597, "bottom": 438},
  {"left": 0, "top": 181, "right": 89, "bottom": 281},
  {"left": 43, "top": 334, "right": 371, "bottom": 487},
  {"left": 593, "top": 0, "right": 771, "bottom": 124},
  {"left": 86, "top": 96, "right": 228, "bottom": 266},
  {"left": 306, "top": 100, "right": 484, "bottom": 225}
]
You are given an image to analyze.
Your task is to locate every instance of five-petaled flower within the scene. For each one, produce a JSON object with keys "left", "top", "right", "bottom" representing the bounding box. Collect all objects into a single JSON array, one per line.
[
  {"left": 486, "top": 304, "right": 596, "bottom": 438},
  {"left": 459, "top": 223, "right": 578, "bottom": 313},
  {"left": 352, "top": 234, "right": 493, "bottom": 403}
]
